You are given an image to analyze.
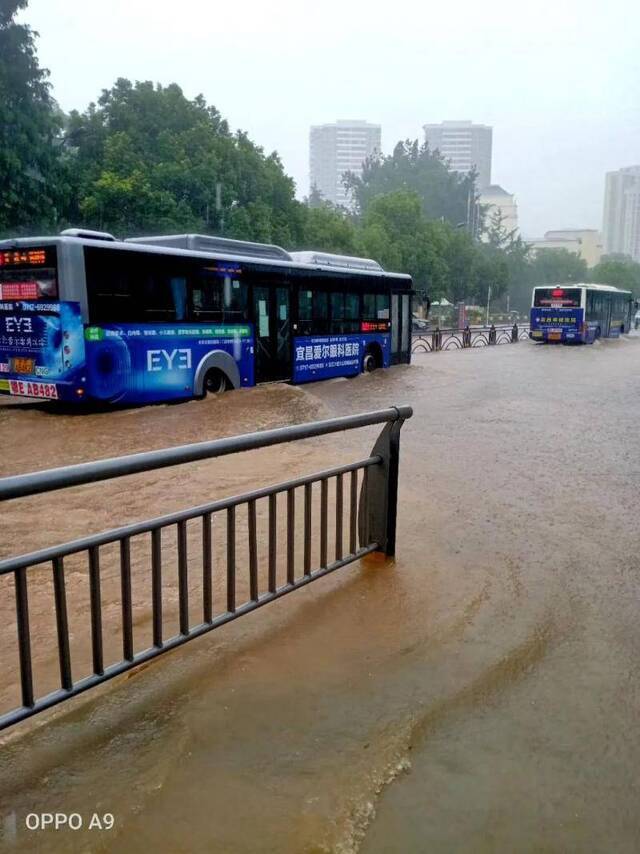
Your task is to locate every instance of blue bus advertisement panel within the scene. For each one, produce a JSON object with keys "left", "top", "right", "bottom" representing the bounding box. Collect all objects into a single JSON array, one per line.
[
  {"left": 530, "top": 306, "right": 584, "bottom": 343},
  {"left": 293, "top": 332, "right": 390, "bottom": 383},
  {"left": 530, "top": 287, "right": 585, "bottom": 343},
  {"left": 0, "top": 300, "right": 85, "bottom": 400},
  {"left": 83, "top": 323, "right": 253, "bottom": 403},
  {"left": 0, "top": 299, "right": 254, "bottom": 404}
]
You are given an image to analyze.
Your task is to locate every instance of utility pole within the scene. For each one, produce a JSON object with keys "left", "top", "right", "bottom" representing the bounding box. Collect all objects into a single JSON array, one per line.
[
  {"left": 216, "top": 182, "right": 223, "bottom": 235},
  {"left": 486, "top": 285, "right": 492, "bottom": 325}
]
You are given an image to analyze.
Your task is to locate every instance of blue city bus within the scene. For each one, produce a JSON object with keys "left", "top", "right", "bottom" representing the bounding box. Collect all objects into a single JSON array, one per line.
[
  {"left": 0, "top": 231, "right": 413, "bottom": 405},
  {"left": 530, "top": 284, "right": 635, "bottom": 344}
]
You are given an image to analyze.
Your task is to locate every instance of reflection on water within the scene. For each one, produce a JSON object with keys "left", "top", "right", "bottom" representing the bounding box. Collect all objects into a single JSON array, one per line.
[{"left": 1, "top": 339, "right": 640, "bottom": 852}]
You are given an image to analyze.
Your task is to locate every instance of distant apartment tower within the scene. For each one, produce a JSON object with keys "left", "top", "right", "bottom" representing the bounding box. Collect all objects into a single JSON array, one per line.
[
  {"left": 309, "top": 120, "right": 381, "bottom": 209},
  {"left": 423, "top": 120, "right": 492, "bottom": 189},
  {"left": 602, "top": 166, "right": 640, "bottom": 262}
]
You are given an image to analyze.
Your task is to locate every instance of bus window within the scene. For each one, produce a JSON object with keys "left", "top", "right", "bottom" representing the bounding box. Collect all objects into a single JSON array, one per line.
[
  {"left": 170, "top": 278, "right": 187, "bottom": 321},
  {"left": 330, "top": 292, "right": 344, "bottom": 332},
  {"left": 343, "top": 293, "right": 360, "bottom": 333},
  {"left": 299, "top": 289, "right": 313, "bottom": 333},
  {"left": 364, "top": 293, "right": 390, "bottom": 321},
  {"left": 313, "top": 290, "right": 329, "bottom": 333},
  {"left": 298, "top": 289, "right": 328, "bottom": 334},
  {"left": 223, "top": 277, "right": 248, "bottom": 322},
  {"left": 363, "top": 294, "right": 377, "bottom": 319},
  {"left": 143, "top": 276, "right": 184, "bottom": 322},
  {"left": 85, "top": 247, "right": 140, "bottom": 323},
  {"left": 191, "top": 271, "right": 223, "bottom": 321},
  {"left": 377, "top": 293, "right": 390, "bottom": 319}
]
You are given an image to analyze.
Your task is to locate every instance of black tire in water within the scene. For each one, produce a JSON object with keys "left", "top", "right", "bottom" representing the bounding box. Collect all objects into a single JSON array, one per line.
[
  {"left": 362, "top": 345, "right": 381, "bottom": 373},
  {"left": 202, "top": 368, "right": 228, "bottom": 396}
]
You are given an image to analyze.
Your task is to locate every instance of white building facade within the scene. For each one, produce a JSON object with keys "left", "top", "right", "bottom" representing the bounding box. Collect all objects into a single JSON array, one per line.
[
  {"left": 309, "top": 120, "right": 381, "bottom": 210},
  {"left": 528, "top": 230, "right": 603, "bottom": 268},
  {"left": 423, "top": 120, "right": 493, "bottom": 189},
  {"left": 479, "top": 185, "right": 518, "bottom": 237},
  {"left": 602, "top": 166, "right": 640, "bottom": 262}
]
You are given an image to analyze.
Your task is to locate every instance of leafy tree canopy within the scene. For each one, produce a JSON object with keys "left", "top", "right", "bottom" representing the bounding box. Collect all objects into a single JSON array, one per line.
[
  {"left": 347, "top": 139, "right": 477, "bottom": 227},
  {"left": 528, "top": 248, "right": 589, "bottom": 286},
  {"left": 0, "top": 0, "right": 67, "bottom": 233},
  {"left": 65, "top": 78, "right": 304, "bottom": 243},
  {"left": 590, "top": 256, "right": 640, "bottom": 294}
]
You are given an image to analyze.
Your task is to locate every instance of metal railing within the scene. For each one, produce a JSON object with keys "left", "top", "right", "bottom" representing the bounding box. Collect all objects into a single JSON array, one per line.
[
  {"left": 412, "top": 323, "right": 531, "bottom": 353},
  {"left": 0, "top": 405, "right": 412, "bottom": 732}
]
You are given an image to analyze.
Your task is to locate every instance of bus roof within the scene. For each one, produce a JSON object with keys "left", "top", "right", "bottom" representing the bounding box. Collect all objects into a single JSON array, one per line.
[
  {"left": 533, "top": 283, "right": 632, "bottom": 295},
  {"left": 0, "top": 233, "right": 412, "bottom": 284}
]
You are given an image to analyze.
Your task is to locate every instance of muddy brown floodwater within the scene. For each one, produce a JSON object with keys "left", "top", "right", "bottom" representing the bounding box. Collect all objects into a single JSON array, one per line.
[{"left": 1, "top": 335, "right": 640, "bottom": 853}]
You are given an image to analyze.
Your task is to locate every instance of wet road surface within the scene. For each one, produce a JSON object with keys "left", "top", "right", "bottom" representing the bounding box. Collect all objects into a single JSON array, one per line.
[{"left": 1, "top": 335, "right": 640, "bottom": 853}]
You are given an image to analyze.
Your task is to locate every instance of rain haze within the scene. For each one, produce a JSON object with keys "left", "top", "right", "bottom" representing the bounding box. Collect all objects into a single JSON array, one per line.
[{"left": 23, "top": 0, "right": 640, "bottom": 238}]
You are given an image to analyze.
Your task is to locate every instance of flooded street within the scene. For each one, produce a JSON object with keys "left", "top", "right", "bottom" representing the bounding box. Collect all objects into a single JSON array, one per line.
[{"left": 1, "top": 336, "right": 640, "bottom": 853}]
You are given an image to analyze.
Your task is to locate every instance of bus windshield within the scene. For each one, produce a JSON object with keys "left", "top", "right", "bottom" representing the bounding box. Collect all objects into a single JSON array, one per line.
[
  {"left": 0, "top": 247, "right": 58, "bottom": 300},
  {"left": 533, "top": 287, "right": 582, "bottom": 308}
]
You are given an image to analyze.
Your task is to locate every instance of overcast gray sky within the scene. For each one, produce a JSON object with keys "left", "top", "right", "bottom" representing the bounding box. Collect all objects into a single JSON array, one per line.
[{"left": 24, "top": 0, "right": 639, "bottom": 237}]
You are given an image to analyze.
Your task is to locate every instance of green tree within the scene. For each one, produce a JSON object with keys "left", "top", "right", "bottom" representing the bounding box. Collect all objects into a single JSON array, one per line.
[
  {"left": 347, "top": 139, "right": 476, "bottom": 227},
  {"left": 528, "top": 248, "right": 588, "bottom": 286},
  {"left": 357, "top": 190, "right": 448, "bottom": 297},
  {"left": 65, "top": 79, "right": 304, "bottom": 242},
  {"left": 0, "top": 0, "right": 67, "bottom": 233},
  {"left": 481, "top": 210, "right": 533, "bottom": 312},
  {"left": 297, "top": 202, "right": 357, "bottom": 254},
  {"left": 590, "top": 256, "right": 640, "bottom": 294}
]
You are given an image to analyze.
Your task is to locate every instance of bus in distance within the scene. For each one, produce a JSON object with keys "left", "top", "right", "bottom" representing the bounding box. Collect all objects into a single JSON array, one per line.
[
  {"left": 530, "top": 284, "right": 635, "bottom": 344},
  {"left": 0, "top": 231, "right": 413, "bottom": 405}
]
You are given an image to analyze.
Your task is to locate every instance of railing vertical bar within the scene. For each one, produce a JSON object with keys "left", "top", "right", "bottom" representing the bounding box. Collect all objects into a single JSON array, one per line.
[
  {"left": 287, "top": 488, "right": 295, "bottom": 584},
  {"left": 14, "top": 567, "right": 34, "bottom": 708},
  {"left": 349, "top": 470, "right": 358, "bottom": 555},
  {"left": 120, "top": 537, "right": 134, "bottom": 661},
  {"left": 52, "top": 557, "right": 72, "bottom": 691},
  {"left": 320, "top": 478, "right": 328, "bottom": 569},
  {"left": 361, "top": 467, "right": 370, "bottom": 547},
  {"left": 227, "top": 507, "right": 236, "bottom": 613},
  {"left": 304, "top": 483, "right": 312, "bottom": 576},
  {"left": 268, "top": 494, "right": 277, "bottom": 593},
  {"left": 335, "top": 473, "right": 343, "bottom": 560},
  {"left": 202, "top": 513, "right": 213, "bottom": 623},
  {"left": 248, "top": 500, "right": 258, "bottom": 602},
  {"left": 151, "top": 528, "right": 163, "bottom": 647},
  {"left": 177, "top": 520, "right": 189, "bottom": 636},
  {"left": 88, "top": 546, "right": 104, "bottom": 675}
]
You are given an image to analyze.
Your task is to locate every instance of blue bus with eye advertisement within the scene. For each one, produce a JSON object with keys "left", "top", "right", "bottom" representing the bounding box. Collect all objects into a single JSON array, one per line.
[
  {"left": 0, "top": 231, "right": 413, "bottom": 405},
  {"left": 530, "top": 284, "right": 636, "bottom": 344}
]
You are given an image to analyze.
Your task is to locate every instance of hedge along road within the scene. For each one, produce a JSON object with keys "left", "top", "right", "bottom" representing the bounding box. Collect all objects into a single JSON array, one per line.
[{"left": 0, "top": 335, "right": 639, "bottom": 854}]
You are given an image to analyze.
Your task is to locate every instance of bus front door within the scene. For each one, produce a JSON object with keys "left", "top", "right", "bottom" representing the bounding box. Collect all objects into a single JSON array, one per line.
[
  {"left": 391, "top": 292, "right": 412, "bottom": 364},
  {"left": 253, "top": 286, "right": 291, "bottom": 383}
]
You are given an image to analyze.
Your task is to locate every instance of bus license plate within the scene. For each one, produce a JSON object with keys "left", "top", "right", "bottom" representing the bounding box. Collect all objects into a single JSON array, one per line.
[
  {"left": 548, "top": 331, "right": 562, "bottom": 340},
  {"left": 11, "top": 357, "right": 35, "bottom": 375},
  {"left": 9, "top": 379, "right": 58, "bottom": 400}
]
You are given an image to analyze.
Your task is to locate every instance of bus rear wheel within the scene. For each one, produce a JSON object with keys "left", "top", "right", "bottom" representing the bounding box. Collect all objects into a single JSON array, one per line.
[
  {"left": 362, "top": 345, "right": 382, "bottom": 373},
  {"left": 202, "top": 368, "right": 228, "bottom": 396}
]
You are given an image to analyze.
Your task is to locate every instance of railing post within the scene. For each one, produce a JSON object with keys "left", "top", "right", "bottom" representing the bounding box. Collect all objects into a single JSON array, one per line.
[
  {"left": 432, "top": 327, "right": 442, "bottom": 351},
  {"left": 489, "top": 324, "right": 497, "bottom": 345},
  {"left": 512, "top": 323, "right": 518, "bottom": 343},
  {"left": 359, "top": 407, "right": 410, "bottom": 557},
  {"left": 463, "top": 325, "right": 471, "bottom": 348}
]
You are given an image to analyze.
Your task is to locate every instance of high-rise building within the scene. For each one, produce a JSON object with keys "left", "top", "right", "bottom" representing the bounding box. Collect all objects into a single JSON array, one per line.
[
  {"left": 309, "top": 120, "right": 381, "bottom": 210},
  {"left": 423, "top": 120, "right": 492, "bottom": 189},
  {"left": 602, "top": 166, "right": 640, "bottom": 261}
]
